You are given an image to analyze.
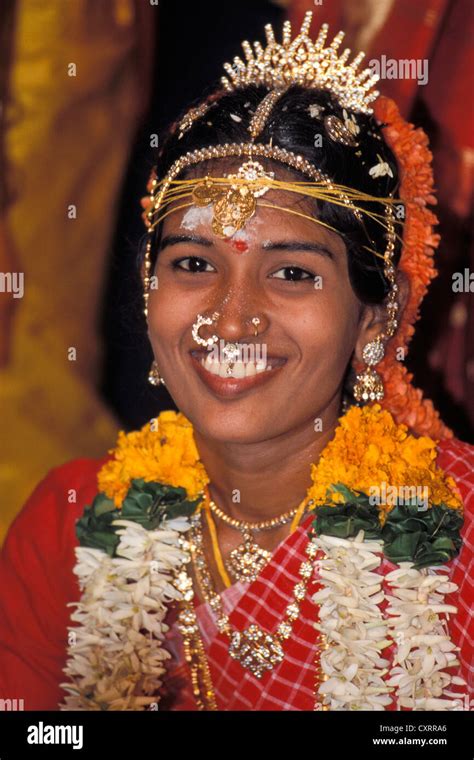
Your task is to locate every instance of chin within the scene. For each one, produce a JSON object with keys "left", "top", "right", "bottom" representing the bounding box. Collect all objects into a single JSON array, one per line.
[{"left": 174, "top": 395, "right": 277, "bottom": 444}]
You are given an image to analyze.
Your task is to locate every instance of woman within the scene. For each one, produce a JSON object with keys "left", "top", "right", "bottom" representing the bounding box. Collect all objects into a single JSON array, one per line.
[{"left": 0, "top": 13, "right": 473, "bottom": 711}]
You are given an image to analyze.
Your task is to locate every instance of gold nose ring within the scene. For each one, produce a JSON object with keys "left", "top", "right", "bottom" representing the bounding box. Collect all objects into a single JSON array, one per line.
[{"left": 192, "top": 311, "right": 220, "bottom": 347}]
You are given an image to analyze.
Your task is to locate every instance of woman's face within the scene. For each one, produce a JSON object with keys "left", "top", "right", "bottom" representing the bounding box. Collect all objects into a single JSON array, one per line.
[{"left": 147, "top": 170, "right": 368, "bottom": 444}]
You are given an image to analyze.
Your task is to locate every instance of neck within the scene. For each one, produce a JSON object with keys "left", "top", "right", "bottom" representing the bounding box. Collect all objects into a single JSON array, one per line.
[{"left": 193, "top": 397, "right": 342, "bottom": 523}]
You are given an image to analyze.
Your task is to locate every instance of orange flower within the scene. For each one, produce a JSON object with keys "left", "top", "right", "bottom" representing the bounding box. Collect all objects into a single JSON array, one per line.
[
  {"left": 306, "top": 404, "right": 463, "bottom": 522},
  {"left": 352, "top": 97, "right": 452, "bottom": 440}
]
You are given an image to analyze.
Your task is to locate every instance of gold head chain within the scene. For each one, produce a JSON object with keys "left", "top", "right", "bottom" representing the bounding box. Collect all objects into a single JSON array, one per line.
[{"left": 141, "top": 12, "right": 400, "bottom": 357}]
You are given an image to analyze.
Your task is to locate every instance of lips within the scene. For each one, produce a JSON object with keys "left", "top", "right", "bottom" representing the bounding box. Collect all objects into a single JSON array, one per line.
[{"left": 189, "top": 349, "right": 287, "bottom": 398}]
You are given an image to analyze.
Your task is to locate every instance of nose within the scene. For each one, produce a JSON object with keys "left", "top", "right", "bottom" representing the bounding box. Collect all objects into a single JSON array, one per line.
[{"left": 200, "top": 287, "right": 268, "bottom": 344}]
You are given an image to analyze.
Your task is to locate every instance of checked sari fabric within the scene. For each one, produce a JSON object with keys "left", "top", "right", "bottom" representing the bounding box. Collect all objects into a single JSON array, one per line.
[
  {"left": 161, "top": 437, "right": 474, "bottom": 711},
  {"left": 0, "top": 436, "right": 472, "bottom": 711}
]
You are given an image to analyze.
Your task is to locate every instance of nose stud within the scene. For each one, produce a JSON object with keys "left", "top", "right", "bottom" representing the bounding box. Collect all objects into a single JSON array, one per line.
[{"left": 251, "top": 317, "right": 260, "bottom": 336}]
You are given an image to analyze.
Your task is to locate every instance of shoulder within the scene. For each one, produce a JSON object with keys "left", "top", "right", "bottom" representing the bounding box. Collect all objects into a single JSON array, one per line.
[
  {"left": 436, "top": 436, "right": 474, "bottom": 509},
  {"left": 3, "top": 454, "right": 111, "bottom": 560},
  {"left": 436, "top": 436, "right": 474, "bottom": 548},
  {"left": 436, "top": 437, "right": 474, "bottom": 683},
  {"left": 436, "top": 435, "right": 474, "bottom": 476},
  {"left": 437, "top": 436, "right": 474, "bottom": 605}
]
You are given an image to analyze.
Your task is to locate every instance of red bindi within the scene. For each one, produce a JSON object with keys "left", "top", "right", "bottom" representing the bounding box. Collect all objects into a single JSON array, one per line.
[{"left": 225, "top": 239, "right": 249, "bottom": 253}]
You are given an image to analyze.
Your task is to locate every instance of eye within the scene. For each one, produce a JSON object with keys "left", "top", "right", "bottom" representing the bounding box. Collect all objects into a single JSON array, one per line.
[
  {"left": 171, "top": 256, "right": 216, "bottom": 273},
  {"left": 270, "top": 266, "right": 315, "bottom": 282}
]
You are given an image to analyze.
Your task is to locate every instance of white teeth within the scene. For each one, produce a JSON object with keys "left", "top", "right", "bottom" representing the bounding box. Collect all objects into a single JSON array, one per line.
[
  {"left": 198, "top": 354, "right": 270, "bottom": 378},
  {"left": 204, "top": 354, "right": 220, "bottom": 375},
  {"left": 232, "top": 361, "right": 246, "bottom": 378},
  {"left": 245, "top": 361, "right": 257, "bottom": 377},
  {"left": 218, "top": 362, "right": 229, "bottom": 378}
]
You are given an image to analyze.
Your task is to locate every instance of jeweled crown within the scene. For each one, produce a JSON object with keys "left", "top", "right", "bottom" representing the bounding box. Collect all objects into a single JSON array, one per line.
[{"left": 221, "top": 11, "right": 380, "bottom": 114}]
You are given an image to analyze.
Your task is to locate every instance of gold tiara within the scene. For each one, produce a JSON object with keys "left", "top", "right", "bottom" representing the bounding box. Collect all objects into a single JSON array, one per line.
[{"left": 221, "top": 11, "right": 380, "bottom": 114}]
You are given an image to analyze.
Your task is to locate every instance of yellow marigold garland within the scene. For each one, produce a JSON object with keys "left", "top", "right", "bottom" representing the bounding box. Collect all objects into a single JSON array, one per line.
[
  {"left": 96, "top": 405, "right": 463, "bottom": 528},
  {"left": 97, "top": 410, "right": 209, "bottom": 508},
  {"left": 304, "top": 404, "right": 462, "bottom": 523}
]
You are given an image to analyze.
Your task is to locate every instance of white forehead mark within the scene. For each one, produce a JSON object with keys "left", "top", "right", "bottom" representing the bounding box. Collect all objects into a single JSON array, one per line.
[
  {"left": 231, "top": 214, "right": 263, "bottom": 242},
  {"left": 179, "top": 205, "right": 213, "bottom": 230},
  {"left": 179, "top": 199, "right": 264, "bottom": 244}
]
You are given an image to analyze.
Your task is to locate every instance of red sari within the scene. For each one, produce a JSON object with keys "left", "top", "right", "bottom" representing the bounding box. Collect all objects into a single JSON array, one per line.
[{"left": 0, "top": 437, "right": 473, "bottom": 711}]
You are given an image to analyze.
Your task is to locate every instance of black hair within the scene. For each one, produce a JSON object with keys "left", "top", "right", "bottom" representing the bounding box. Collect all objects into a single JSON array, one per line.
[{"left": 146, "top": 83, "right": 403, "bottom": 305}]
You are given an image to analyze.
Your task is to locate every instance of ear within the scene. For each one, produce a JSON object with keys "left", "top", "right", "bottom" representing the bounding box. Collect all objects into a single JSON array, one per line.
[{"left": 354, "top": 270, "right": 410, "bottom": 363}]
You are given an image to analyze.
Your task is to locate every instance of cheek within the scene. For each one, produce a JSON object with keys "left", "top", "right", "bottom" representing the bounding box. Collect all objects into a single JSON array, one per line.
[
  {"left": 294, "top": 286, "right": 360, "bottom": 365},
  {"left": 147, "top": 285, "right": 186, "bottom": 344}
]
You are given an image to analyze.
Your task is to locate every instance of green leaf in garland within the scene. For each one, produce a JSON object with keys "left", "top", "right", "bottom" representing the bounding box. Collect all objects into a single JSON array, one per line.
[
  {"left": 120, "top": 478, "right": 201, "bottom": 529},
  {"left": 76, "top": 493, "right": 122, "bottom": 557},
  {"left": 330, "top": 483, "right": 370, "bottom": 506},
  {"left": 311, "top": 501, "right": 381, "bottom": 540},
  {"left": 75, "top": 479, "right": 203, "bottom": 557},
  {"left": 308, "top": 485, "right": 463, "bottom": 570},
  {"left": 382, "top": 502, "right": 463, "bottom": 569}
]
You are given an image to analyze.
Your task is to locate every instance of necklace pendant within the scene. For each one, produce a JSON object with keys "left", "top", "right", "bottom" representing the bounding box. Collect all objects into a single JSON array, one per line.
[
  {"left": 226, "top": 530, "right": 272, "bottom": 583},
  {"left": 228, "top": 624, "right": 284, "bottom": 678}
]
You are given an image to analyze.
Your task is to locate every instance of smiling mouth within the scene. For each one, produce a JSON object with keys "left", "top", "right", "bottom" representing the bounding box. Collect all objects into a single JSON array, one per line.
[
  {"left": 188, "top": 349, "right": 287, "bottom": 397},
  {"left": 189, "top": 349, "right": 286, "bottom": 378}
]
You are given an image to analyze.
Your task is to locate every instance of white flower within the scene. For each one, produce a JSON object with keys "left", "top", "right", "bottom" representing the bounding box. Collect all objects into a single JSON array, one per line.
[
  {"left": 61, "top": 514, "right": 468, "bottom": 712},
  {"left": 60, "top": 517, "right": 192, "bottom": 711},
  {"left": 308, "top": 104, "right": 323, "bottom": 118},
  {"left": 369, "top": 154, "right": 394, "bottom": 178},
  {"left": 311, "top": 532, "right": 467, "bottom": 712},
  {"left": 385, "top": 561, "right": 466, "bottom": 710},
  {"left": 342, "top": 109, "right": 360, "bottom": 136}
]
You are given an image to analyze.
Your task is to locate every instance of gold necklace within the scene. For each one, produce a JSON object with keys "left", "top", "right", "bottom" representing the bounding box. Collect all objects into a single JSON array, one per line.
[
  {"left": 205, "top": 486, "right": 309, "bottom": 583},
  {"left": 175, "top": 515, "right": 329, "bottom": 709},
  {"left": 208, "top": 497, "right": 301, "bottom": 530},
  {"left": 189, "top": 508, "right": 318, "bottom": 679},
  {"left": 174, "top": 549, "right": 218, "bottom": 710}
]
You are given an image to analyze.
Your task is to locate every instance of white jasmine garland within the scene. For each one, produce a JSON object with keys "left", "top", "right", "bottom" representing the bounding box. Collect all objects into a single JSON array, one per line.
[
  {"left": 311, "top": 531, "right": 467, "bottom": 711},
  {"left": 60, "top": 524, "right": 467, "bottom": 711},
  {"left": 311, "top": 531, "right": 393, "bottom": 711},
  {"left": 385, "top": 564, "right": 467, "bottom": 710},
  {"left": 59, "top": 517, "right": 192, "bottom": 711}
]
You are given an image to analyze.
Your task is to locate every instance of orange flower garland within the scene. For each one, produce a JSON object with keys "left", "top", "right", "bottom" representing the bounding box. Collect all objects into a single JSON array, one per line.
[{"left": 357, "top": 96, "right": 452, "bottom": 441}]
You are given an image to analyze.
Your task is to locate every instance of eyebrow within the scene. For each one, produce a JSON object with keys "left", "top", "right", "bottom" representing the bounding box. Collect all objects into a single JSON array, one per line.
[
  {"left": 261, "top": 240, "right": 335, "bottom": 261},
  {"left": 160, "top": 234, "right": 212, "bottom": 249},
  {"left": 160, "top": 233, "right": 335, "bottom": 261}
]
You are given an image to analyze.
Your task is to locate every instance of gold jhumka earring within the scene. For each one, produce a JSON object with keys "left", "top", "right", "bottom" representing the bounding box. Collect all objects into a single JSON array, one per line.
[
  {"left": 353, "top": 204, "right": 398, "bottom": 402},
  {"left": 148, "top": 359, "right": 166, "bottom": 387}
]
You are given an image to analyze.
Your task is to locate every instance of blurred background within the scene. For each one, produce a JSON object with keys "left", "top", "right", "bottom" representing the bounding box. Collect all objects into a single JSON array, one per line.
[{"left": 0, "top": 0, "right": 473, "bottom": 542}]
